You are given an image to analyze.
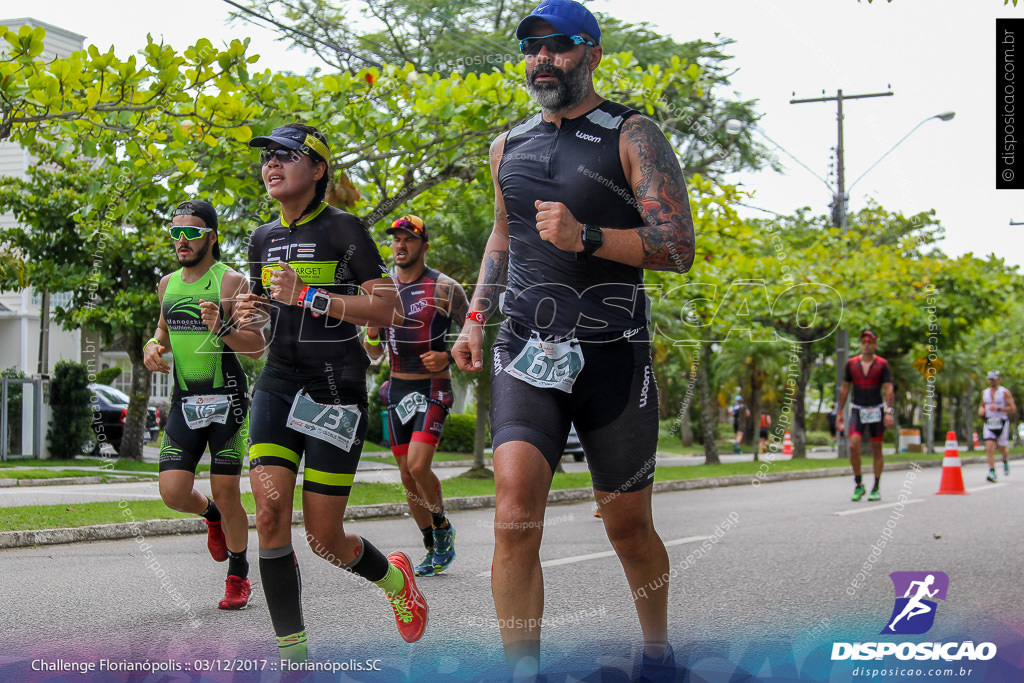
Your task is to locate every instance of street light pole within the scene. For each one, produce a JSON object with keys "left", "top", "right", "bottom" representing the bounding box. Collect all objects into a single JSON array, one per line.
[{"left": 791, "top": 89, "right": 893, "bottom": 461}]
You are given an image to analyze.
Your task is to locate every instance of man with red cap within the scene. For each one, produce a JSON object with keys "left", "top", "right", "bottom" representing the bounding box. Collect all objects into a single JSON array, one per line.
[
  {"left": 838, "top": 330, "right": 895, "bottom": 501},
  {"left": 365, "top": 214, "right": 468, "bottom": 577}
]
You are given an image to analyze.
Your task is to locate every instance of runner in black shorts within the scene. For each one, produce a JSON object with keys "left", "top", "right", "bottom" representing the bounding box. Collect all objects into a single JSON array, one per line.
[
  {"left": 365, "top": 214, "right": 468, "bottom": 577},
  {"left": 978, "top": 370, "right": 1017, "bottom": 482},
  {"left": 143, "top": 199, "right": 265, "bottom": 610},
  {"left": 452, "top": 2, "right": 695, "bottom": 678},
  {"left": 234, "top": 123, "right": 427, "bottom": 662},
  {"left": 838, "top": 329, "right": 895, "bottom": 501}
]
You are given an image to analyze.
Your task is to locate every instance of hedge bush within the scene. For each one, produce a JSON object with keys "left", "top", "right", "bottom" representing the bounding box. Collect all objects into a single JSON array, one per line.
[
  {"left": 438, "top": 413, "right": 475, "bottom": 453},
  {"left": 48, "top": 360, "right": 94, "bottom": 457}
]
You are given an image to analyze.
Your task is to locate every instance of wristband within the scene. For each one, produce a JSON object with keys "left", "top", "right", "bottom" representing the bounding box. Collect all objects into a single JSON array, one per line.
[
  {"left": 446, "top": 350, "right": 455, "bottom": 366},
  {"left": 216, "top": 320, "right": 235, "bottom": 338},
  {"left": 466, "top": 310, "right": 487, "bottom": 325},
  {"left": 366, "top": 332, "right": 381, "bottom": 346},
  {"left": 144, "top": 337, "right": 160, "bottom": 351},
  {"left": 296, "top": 286, "right": 310, "bottom": 307}
]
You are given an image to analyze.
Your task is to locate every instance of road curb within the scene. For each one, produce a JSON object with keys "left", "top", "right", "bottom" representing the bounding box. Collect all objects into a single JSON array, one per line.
[{"left": 0, "top": 455, "right": 1001, "bottom": 550}]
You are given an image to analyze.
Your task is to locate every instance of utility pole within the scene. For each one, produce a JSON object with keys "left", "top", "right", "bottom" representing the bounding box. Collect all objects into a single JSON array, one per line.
[{"left": 791, "top": 88, "right": 893, "bottom": 460}]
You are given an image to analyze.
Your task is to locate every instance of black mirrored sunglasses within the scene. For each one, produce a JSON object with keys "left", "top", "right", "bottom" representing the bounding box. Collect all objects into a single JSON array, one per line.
[
  {"left": 260, "top": 148, "right": 304, "bottom": 165},
  {"left": 519, "top": 33, "right": 595, "bottom": 55}
]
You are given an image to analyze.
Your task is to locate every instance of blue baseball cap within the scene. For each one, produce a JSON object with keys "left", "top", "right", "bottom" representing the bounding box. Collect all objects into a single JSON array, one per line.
[{"left": 516, "top": 0, "right": 601, "bottom": 45}]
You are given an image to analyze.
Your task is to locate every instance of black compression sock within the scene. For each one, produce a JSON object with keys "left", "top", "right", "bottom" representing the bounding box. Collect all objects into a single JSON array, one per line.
[
  {"left": 872, "top": 477, "right": 881, "bottom": 491},
  {"left": 420, "top": 526, "right": 434, "bottom": 550},
  {"left": 431, "top": 511, "right": 449, "bottom": 529},
  {"left": 228, "top": 549, "right": 249, "bottom": 579},
  {"left": 258, "top": 545, "right": 304, "bottom": 637},
  {"left": 343, "top": 537, "right": 390, "bottom": 583},
  {"left": 854, "top": 475, "right": 863, "bottom": 486},
  {"left": 200, "top": 497, "right": 221, "bottom": 523}
]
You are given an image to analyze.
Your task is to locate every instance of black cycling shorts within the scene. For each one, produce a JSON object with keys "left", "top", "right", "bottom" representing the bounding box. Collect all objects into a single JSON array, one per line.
[
  {"left": 248, "top": 365, "right": 368, "bottom": 497},
  {"left": 379, "top": 377, "right": 453, "bottom": 455},
  {"left": 159, "top": 394, "right": 248, "bottom": 476},
  {"left": 850, "top": 406, "right": 886, "bottom": 442},
  {"left": 489, "top": 322, "right": 659, "bottom": 494}
]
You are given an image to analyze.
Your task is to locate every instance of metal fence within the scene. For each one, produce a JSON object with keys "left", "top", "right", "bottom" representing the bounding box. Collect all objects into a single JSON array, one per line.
[{"left": 1, "top": 377, "right": 42, "bottom": 461}]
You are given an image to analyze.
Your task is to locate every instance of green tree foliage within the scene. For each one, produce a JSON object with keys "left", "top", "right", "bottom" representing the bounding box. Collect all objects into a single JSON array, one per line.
[
  {"left": 93, "top": 367, "right": 122, "bottom": 387},
  {"left": 228, "top": 0, "right": 773, "bottom": 178},
  {"left": 48, "top": 360, "right": 93, "bottom": 457}
]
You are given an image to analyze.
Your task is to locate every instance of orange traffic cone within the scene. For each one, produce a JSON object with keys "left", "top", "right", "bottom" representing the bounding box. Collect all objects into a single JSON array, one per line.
[
  {"left": 937, "top": 431, "right": 968, "bottom": 495},
  {"left": 782, "top": 431, "right": 793, "bottom": 456},
  {"left": 972, "top": 431, "right": 979, "bottom": 448}
]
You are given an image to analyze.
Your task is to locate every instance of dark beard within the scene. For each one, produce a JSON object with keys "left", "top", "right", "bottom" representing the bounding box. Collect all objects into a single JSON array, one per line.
[
  {"left": 177, "top": 240, "right": 210, "bottom": 267},
  {"left": 525, "top": 51, "right": 591, "bottom": 114}
]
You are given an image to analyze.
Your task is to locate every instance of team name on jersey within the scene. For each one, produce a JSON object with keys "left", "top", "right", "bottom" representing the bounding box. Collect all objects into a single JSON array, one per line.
[
  {"left": 408, "top": 299, "right": 431, "bottom": 315},
  {"left": 576, "top": 130, "right": 602, "bottom": 143}
]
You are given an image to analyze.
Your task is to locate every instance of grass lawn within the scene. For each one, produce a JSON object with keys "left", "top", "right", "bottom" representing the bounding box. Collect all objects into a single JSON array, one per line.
[
  {"left": 0, "top": 469, "right": 113, "bottom": 481},
  {"left": 2, "top": 445, "right": 1018, "bottom": 534}
]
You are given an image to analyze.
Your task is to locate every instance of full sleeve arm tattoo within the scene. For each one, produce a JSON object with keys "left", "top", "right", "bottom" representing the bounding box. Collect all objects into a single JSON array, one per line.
[{"left": 624, "top": 116, "right": 696, "bottom": 273}]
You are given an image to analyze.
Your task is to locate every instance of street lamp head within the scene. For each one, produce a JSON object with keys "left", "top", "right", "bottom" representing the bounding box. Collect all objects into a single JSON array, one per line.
[
  {"left": 724, "top": 119, "right": 745, "bottom": 136},
  {"left": 935, "top": 111, "right": 955, "bottom": 122}
]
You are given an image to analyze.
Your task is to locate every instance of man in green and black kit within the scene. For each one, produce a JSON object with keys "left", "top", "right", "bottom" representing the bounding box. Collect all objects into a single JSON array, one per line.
[{"left": 144, "top": 199, "right": 266, "bottom": 609}]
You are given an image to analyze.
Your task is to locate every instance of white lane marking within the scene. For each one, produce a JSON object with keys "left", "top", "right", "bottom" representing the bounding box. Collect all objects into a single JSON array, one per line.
[
  {"left": 476, "top": 535, "right": 711, "bottom": 577},
  {"left": 965, "top": 483, "right": 1008, "bottom": 493},
  {"left": 834, "top": 499, "right": 923, "bottom": 516}
]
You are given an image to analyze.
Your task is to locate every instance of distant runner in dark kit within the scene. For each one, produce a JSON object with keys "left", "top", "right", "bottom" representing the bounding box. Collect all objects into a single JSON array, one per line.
[
  {"left": 838, "top": 329, "right": 895, "bottom": 502},
  {"left": 234, "top": 123, "right": 427, "bottom": 662},
  {"left": 453, "top": 1, "right": 695, "bottom": 679},
  {"left": 365, "top": 214, "right": 469, "bottom": 577}
]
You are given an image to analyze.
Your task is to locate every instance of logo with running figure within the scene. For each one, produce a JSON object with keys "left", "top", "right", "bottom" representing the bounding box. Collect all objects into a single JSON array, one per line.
[{"left": 881, "top": 571, "right": 949, "bottom": 635}]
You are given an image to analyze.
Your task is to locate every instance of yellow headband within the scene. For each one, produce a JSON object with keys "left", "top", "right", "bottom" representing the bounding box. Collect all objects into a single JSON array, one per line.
[{"left": 303, "top": 133, "right": 331, "bottom": 162}]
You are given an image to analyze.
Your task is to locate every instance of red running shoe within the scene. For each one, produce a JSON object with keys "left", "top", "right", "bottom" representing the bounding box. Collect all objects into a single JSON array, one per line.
[
  {"left": 218, "top": 575, "right": 251, "bottom": 610},
  {"left": 205, "top": 520, "right": 228, "bottom": 562},
  {"left": 385, "top": 552, "right": 428, "bottom": 643}
]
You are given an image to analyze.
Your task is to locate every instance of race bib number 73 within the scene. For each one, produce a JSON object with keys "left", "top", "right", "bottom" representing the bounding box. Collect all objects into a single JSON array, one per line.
[{"left": 286, "top": 390, "right": 361, "bottom": 452}]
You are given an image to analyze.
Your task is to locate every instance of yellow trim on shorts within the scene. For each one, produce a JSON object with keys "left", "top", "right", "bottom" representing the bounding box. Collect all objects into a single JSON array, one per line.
[
  {"left": 303, "top": 468, "right": 355, "bottom": 488},
  {"left": 249, "top": 442, "right": 301, "bottom": 467}
]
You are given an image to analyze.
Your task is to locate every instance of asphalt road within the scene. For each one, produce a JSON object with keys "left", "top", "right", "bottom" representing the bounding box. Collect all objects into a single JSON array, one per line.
[{"left": 1, "top": 465, "right": 1020, "bottom": 682}]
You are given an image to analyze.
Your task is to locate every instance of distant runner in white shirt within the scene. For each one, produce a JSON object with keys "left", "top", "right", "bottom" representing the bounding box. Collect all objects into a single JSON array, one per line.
[{"left": 978, "top": 370, "right": 1017, "bottom": 482}]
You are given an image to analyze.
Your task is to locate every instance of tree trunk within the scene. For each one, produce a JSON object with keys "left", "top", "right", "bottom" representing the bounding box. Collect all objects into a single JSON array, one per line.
[
  {"left": 120, "top": 334, "right": 152, "bottom": 461},
  {"left": 680, "top": 396, "right": 694, "bottom": 447},
  {"left": 679, "top": 350, "right": 698, "bottom": 447},
  {"left": 963, "top": 392, "right": 975, "bottom": 452},
  {"left": 749, "top": 374, "right": 762, "bottom": 461},
  {"left": 791, "top": 340, "right": 813, "bottom": 459},
  {"left": 473, "top": 373, "right": 490, "bottom": 470},
  {"left": 745, "top": 363, "right": 760, "bottom": 447},
  {"left": 472, "top": 324, "right": 497, "bottom": 471},
  {"left": 698, "top": 343, "right": 719, "bottom": 465}
]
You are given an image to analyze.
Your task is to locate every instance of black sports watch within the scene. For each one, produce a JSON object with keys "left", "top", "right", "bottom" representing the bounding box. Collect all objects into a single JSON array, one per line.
[
  {"left": 580, "top": 224, "right": 603, "bottom": 257},
  {"left": 309, "top": 288, "right": 331, "bottom": 318}
]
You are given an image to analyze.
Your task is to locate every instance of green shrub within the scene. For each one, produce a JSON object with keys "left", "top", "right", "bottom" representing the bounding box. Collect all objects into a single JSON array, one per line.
[
  {"left": 93, "top": 366, "right": 121, "bottom": 386},
  {"left": 48, "top": 360, "right": 94, "bottom": 457},
  {"left": 439, "top": 413, "right": 475, "bottom": 453}
]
